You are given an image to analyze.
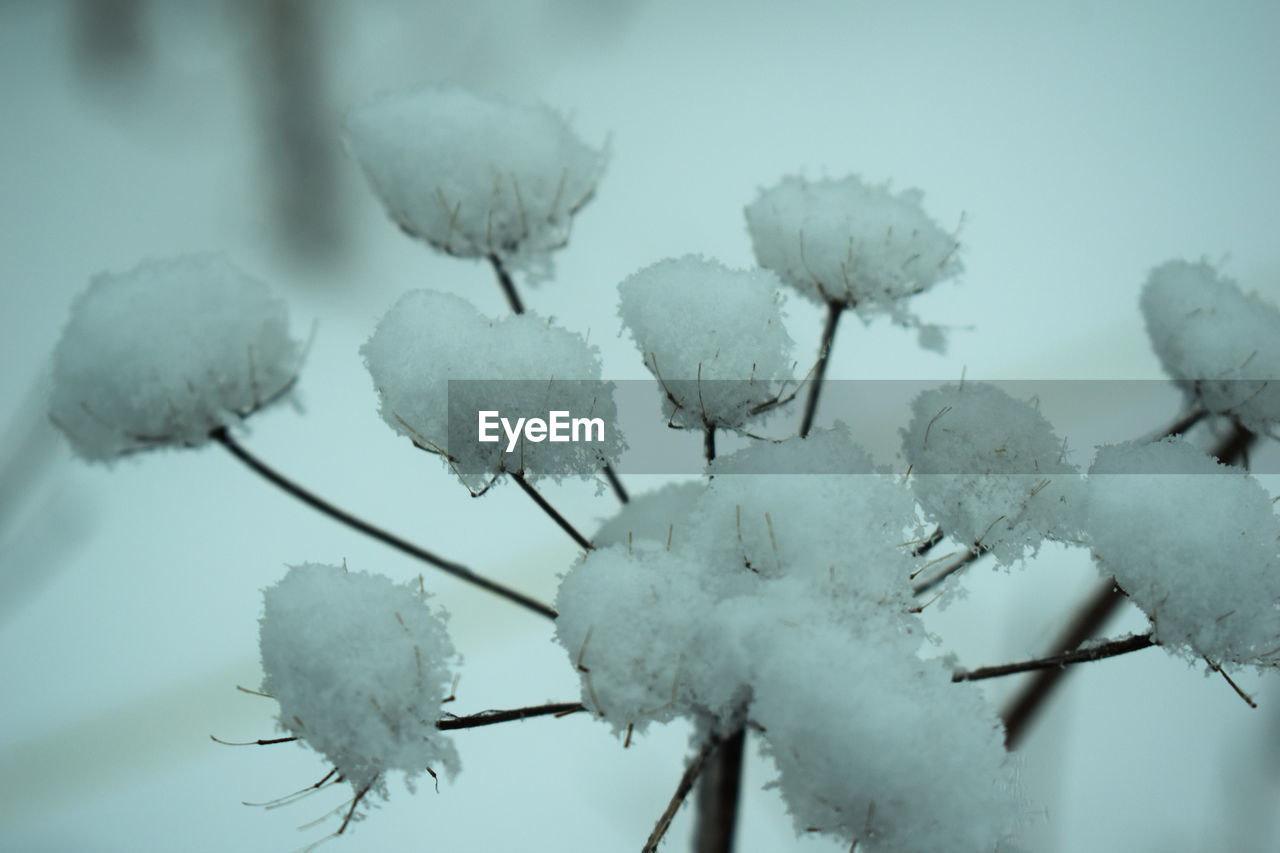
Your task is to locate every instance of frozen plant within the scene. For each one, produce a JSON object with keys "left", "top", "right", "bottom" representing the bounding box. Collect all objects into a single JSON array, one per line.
[
  {"left": 48, "top": 254, "right": 302, "bottom": 461},
  {"left": 345, "top": 83, "right": 607, "bottom": 307},
  {"left": 44, "top": 78, "right": 1280, "bottom": 853},
  {"left": 258, "top": 563, "right": 460, "bottom": 820}
]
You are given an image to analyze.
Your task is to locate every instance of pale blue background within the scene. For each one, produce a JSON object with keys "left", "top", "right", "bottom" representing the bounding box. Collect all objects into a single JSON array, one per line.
[{"left": 2, "top": 2, "right": 1279, "bottom": 851}]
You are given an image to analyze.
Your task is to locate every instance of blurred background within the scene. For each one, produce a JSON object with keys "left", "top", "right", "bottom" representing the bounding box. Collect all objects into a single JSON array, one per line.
[{"left": 2, "top": 1, "right": 1279, "bottom": 850}]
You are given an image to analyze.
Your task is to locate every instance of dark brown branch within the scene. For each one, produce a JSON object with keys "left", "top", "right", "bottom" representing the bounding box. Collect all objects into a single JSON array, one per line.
[
  {"left": 435, "top": 702, "right": 586, "bottom": 730},
  {"left": 602, "top": 461, "right": 630, "bottom": 504},
  {"left": 510, "top": 470, "right": 594, "bottom": 551},
  {"left": 488, "top": 253, "right": 525, "bottom": 314},
  {"left": 954, "top": 632, "right": 1155, "bottom": 682},
  {"left": 704, "top": 423, "right": 716, "bottom": 464},
  {"left": 799, "top": 300, "right": 843, "bottom": 439},
  {"left": 643, "top": 732, "right": 725, "bottom": 853},
  {"left": 213, "top": 428, "right": 557, "bottom": 620},
  {"left": 693, "top": 727, "right": 745, "bottom": 853}
]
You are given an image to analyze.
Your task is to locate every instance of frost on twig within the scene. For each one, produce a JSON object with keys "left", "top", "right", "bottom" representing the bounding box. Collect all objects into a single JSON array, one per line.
[
  {"left": 344, "top": 83, "right": 606, "bottom": 286},
  {"left": 49, "top": 254, "right": 303, "bottom": 461}
]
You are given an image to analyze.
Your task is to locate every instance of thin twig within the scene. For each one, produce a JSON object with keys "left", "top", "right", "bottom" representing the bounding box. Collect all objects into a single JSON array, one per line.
[
  {"left": 488, "top": 253, "right": 524, "bottom": 314},
  {"left": 510, "top": 470, "right": 594, "bottom": 551},
  {"left": 799, "top": 300, "right": 843, "bottom": 439},
  {"left": 212, "top": 428, "right": 556, "bottom": 620},
  {"left": 953, "top": 632, "right": 1155, "bottom": 682},
  {"left": 643, "top": 732, "right": 725, "bottom": 853},
  {"left": 912, "top": 546, "right": 985, "bottom": 596},
  {"left": 436, "top": 702, "right": 586, "bottom": 730},
  {"left": 908, "top": 526, "right": 945, "bottom": 558}
]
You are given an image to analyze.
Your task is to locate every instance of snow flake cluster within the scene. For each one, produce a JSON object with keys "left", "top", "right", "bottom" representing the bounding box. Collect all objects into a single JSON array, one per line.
[
  {"left": 49, "top": 254, "right": 301, "bottom": 461},
  {"left": 259, "top": 563, "right": 460, "bottom": 796},
  {"left": 902, "top": 382, "right": 1086, "bottom": 566},
  {"left": 345, "top": 83, "right": 606, "bottom": 283},
  {"left": 1140, "top": 259, "right": 1280, "bottom": 434},
  {"left": 557, "top": 432, "right": 1022, "bottom": 853},
  {"left": 362, "top": 289, "right": 623, "bottom": 492},
  {"left": 745, "top": 175, "right": 960, "bottom": 347},
  {"left": 617, "top": 255, "right": 795, "bottom": 430},
  {"left": 1086, "top": 438, "right": 1280, "bottom": 668}
]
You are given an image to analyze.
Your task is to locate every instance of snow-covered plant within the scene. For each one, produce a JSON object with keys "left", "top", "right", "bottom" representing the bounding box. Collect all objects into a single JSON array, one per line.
[
  {"left": 902, "top": 382, "right": 1086, "bottom": 566},
  {"left": 1087, "top": 438, "right": 1280, "bottom": 668},
  {"left": 617, "top": 255, "right": 795, "bottom": 434},
  {"left": 745, "top": 174, "right": 960, "bottom": 347},
  {"left": 344, "top": 83, "right": 606, "bottom": 294},
  {"left": 362, "top": 288, "right": 623, "bottom": 494},
  {"left": 259, "top": 563, "right": 460, "bottom": 805},
  {"left": 1141, "top": 259, "right": 1280, "bottom": 435},
  {"left": 44, "top": 75, "right": 1280, "bottom": 853},
  {"left": 48, "top": 254, "right": 302, "bottom": 461}
]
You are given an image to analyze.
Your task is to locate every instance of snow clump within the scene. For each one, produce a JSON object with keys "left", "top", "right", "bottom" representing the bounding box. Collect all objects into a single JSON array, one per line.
[
  {"left": 902, "top": 382, "right": 1086, "bottom": 565},
  {"left": 49, "top": 254, "right": 301, "bottom": 462},
  {"left": 1087, "top": 438, "right": 1280, "bottom": 668},
  {"left": 1140, "top": 259, "right": 1280, "bottom": 434},
  {"left": 345, "top": 84, "right": 606, "bottom": 283},
  {"left": 362, "top": 289, "right": 623, "bottom": 493},
  {"left": 259, "top": 563, "right": 460, "bottom": 797},
  {"left": 617, "top": 255, "right": 795, "bottom": 430},
  {"left": 745, "top": 175, "right": 961, "bottom": 343}
]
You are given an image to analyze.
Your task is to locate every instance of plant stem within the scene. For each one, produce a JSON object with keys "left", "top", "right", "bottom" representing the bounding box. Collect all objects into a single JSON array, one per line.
[
  {"left": 436, "top": 702, "right": 585, "bottom": 730},
  {"left": 212, "top": 428, "right": 557, "bottom": 621},
  {"left": 912, "top": 545, "right": 985, "bottom": 596},
  {"left": 692, "top": 727, "right": 745, "bottom": 853},
  {"left": 643, "top": 732, "right": 725, "bottom": 853},
  {"left": 799, "top": 300, "right": 843, "bottom": 439},
  {"left": 704, "top": 423, "right": 716, "bottom": 464},
  {"left": 509, "top": 470, "right": 594, "bottom": 551},
  {"left": 953, "top": 632, "right": 1154, "bottom": 682},
  {"left": 602, "top": 461, "right": 630, "bottom": 504},
  {"left": 488, "top": 253, "right": 525, "bottom": 314}
]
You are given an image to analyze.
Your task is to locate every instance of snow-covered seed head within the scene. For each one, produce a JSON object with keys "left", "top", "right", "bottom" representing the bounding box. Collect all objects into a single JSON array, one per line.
[
  {"left": 745, "top": 175, "right": 961, "bottom": 343},
  {"left": 1140, "top": 259, "right": 1280, "bottom": 434},
  {"left": 1087, "top": 438, "right": 1280, "bottom": 669},
  {"left": 901, "top": 382, "right": 1086, "bottom": 566},
  {"left": 344, "top": 83, "right": 607, "bottom": 284},
  {"left": 617, "top": 255, "right": 795, "bottom": 430},
  {"left": 362, "top": 289, "right": 624, "bottom": 494},
  {"left": 49, "top": 254, "right": 302, "bottom": 462},
  {"left": 259, "top": 563, "right": 460, "bottom": 798}
]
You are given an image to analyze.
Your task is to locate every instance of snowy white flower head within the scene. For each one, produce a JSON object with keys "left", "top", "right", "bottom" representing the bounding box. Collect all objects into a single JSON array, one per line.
[
  {"left": 362, "top": 289, "right": 624, "bottom": 494},
  {"left": 345, "top": 83, "right": 607, "bottom": 284},
  {"left": 49, "top": 254, "right": 303, "bottom": 462},
  {"left": 259, "top": 563, "right": 460, "bottom": 801},
  {"left": 745, "top": 174, "right": 961, "bottom": 348},
  {"left": 617, "top": 255, "right": 796, "bottom": 431},
  {"left": 1140, "top": 259, "right": 1280, "bottom": 435}
]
